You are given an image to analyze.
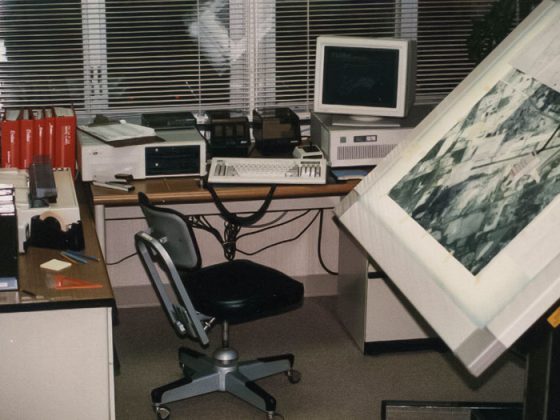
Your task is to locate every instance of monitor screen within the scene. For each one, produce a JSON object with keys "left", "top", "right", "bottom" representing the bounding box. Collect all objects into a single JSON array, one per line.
[
  {"left": 314, "top": 36, "right": 416, "bottom": 121},
  {"left": 322, "top": 46, "right": 399, "bottom": 109}
]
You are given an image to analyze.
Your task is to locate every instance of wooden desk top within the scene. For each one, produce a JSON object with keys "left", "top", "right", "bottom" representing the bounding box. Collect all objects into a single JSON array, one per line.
[
  {"left": 0, "top": 182, "right": 114, "bottom": 313},
  {"left": 90, "top": 176, "right": 360, "bottom": 207}
]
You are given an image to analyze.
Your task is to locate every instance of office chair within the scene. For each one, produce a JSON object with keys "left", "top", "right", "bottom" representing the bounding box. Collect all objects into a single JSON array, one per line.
[{"left": 135, "top": 192, "right": 304, "bottom": 419}]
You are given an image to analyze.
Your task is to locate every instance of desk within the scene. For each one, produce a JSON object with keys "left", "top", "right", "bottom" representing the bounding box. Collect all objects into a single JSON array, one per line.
[
  {"left": 90, "top": 177, "right": 359, "bottom": 256},
  {"left": 0, "top": 183, "right": 115, "bottom": 420},
  {"left": 90, "top": 176, "right": 358, "bottom": 304}
]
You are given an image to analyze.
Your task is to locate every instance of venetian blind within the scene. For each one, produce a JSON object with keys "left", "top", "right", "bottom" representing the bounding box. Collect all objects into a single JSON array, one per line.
[
  {"left": 253, "top": 0, "right": 539, "bottom": 111},
  {"left": 0, "top": 0, "right": 250, "bottom": 120},
  {"left": 0, "top": 0, "right": 538, "bottom": 120}
]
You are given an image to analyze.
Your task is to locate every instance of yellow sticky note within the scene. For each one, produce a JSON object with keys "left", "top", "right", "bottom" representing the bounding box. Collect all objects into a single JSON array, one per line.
[
  {"left": 547, "top": 306, "right": 560, "bottom": 328},
  {"left": 40, "top": 259, "right": 72, "bottom": 272}
]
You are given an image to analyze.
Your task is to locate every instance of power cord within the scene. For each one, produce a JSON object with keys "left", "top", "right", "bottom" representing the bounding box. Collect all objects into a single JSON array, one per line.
[
  {"left": 236, "top": 210, "right": 320, "bottom": 256},
  {"left": 317, "top": 209, "right": 337, "bottom": 275},
  {"left": 106, "top": 251, "right": 138, "bottom": 266},
  {"left": 106, "top": 207, "right": 338, "bottom": 276},
  {"left": 189, "top": 208, "right": 337, "bottom": 274},
  {"left": 236, "top": 210, "right": 313, "bottom": 241},
  {"left": 223, "top": 221, "right": 241, "bottom": 261}
]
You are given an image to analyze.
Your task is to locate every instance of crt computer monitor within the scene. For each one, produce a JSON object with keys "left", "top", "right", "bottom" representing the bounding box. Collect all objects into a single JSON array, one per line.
[{"left": 313, "top": 36, "right": 416, "bottom": 123}]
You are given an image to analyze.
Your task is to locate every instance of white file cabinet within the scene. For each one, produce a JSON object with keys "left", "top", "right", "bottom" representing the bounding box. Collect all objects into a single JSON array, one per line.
[{"left": 336, "top": 228, "right": 442, "bottom": 354}]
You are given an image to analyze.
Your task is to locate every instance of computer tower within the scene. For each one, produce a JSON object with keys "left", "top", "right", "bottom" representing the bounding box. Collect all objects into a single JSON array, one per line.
[{"left": 311, "top": 104, "right": 432, "bottom": 167}]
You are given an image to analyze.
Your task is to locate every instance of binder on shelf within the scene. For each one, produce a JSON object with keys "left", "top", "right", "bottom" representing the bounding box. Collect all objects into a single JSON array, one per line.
[
  {"left": 53, "top": 106, "right": 77, "bottom": 175},
  {"left": 19, "top": 109, "right": 34, "bottom": 169},
  {"left": 43, "top": 108, "right": 56, "bottom": 161},
  {"left": 31, "top": 108, "right": 47, "bottom": 157},
  {"left": 1, "top": 109, "right": 21, "bottom": 168}
]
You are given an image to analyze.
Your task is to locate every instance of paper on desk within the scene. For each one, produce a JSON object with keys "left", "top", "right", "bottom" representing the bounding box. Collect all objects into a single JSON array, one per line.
[
  {"left": 78, "top": 121, "right": 162, "bottom": 147},
  {"left": 40, "top": 259, "right": 72, "bottom": 271}
]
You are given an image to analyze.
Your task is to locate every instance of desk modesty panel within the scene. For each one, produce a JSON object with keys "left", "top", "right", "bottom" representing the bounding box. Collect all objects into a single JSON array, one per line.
[{"left": 90, "top": 176, "right": 359, "bottom": 258}]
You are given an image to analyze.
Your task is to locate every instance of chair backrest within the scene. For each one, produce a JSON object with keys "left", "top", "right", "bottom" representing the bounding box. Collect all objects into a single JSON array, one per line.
[
  {"left": 135, "top": 230, "right": 209, "bottom": 345},
  {"left": 138, "top": 192, "right": 201, "bottom": 272}
]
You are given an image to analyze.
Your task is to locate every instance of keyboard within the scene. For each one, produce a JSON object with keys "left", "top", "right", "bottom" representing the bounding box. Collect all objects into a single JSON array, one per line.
[{"left": 208, "top": 157, "right": 327, "bottom": 185}]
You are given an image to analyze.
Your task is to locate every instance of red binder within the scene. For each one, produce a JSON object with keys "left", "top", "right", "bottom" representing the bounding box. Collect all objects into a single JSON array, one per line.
[
  {"left": 31, "top": 108, "right": 47, "bottom": 157},
  {"left": 1, "top": 109, "right": 21, "bottom": 168},
  {"left": 43, "top": 108, "right": 56, "bottom": 162},
  {"left": 53, "top": 106, "right": 77, "bottom": 175},
  {"left": 19, "top": 109, "right": 34, "bottom": 169}
]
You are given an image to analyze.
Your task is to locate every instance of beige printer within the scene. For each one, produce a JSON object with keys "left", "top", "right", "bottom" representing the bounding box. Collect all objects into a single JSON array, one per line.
[{"left": 77, "top": 128, "right": 207, "bottom": 181}]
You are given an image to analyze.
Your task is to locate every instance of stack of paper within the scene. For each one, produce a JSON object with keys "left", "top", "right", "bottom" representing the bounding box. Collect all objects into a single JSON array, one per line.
[{"left": 78, "top": 122, "right": 156, "bottom": 144}]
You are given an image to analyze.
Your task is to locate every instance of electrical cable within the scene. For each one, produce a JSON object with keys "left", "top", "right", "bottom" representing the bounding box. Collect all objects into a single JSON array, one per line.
[
  {"left": 189, "top": 209, "right": 312, "bottom": 261},
  {"left": 317, "top": 209, "right": 338, "bottom": 275},
  {"left": 106, "top": 251, "right": 138, "bottom": 266},
  {"left": 223, "top": 221, "right": 241, "bottom": 261},
  {"left": 188, "top": 207, "right": 337, "bottom": 275},
  {"left": 236, "top": 210, "right": 320, "bottom": 256},
  {"left": 244, "top": 211, "right": 288, "bottom": 228},
  {"left": 206, "top": 182, "right": 277, "bottom": 227},
  {"left": 186, "top": 214, "right": 223, "bottom": 245},
  {"left": 236, "top": 209, "right": 312, "bottom": 240},
  {"left": 107, "top": 207, "right": 335, "bottom": 275}
]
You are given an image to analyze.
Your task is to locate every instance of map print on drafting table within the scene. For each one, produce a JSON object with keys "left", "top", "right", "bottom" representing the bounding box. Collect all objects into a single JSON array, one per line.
[{"left": 389, "top": 69, "right": 560, "bottom": 274}]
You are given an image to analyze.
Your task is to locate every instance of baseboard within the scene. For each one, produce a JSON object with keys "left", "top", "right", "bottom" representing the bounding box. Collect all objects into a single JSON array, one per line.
[
  {"left": 113, "top": 274, "right": 337, "bottom": 308},
  {"left": 381, "top": 400, "right": 523, "bottom": 420},
  {"left": 364, "top": 338, "right": 447, "bottom": 355}
]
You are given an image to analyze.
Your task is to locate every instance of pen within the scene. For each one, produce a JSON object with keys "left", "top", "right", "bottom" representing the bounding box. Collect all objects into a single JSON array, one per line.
[
  {"left": 21, "top": 289, "right": 36, "bottom": 297},
  {"left": 92, "top": 181, "right": 134, "bottom": 192},
  {"left": 60, "top": 251, "right": 86, "bottom": 264},
  {"left": 64, "top": 250, "right": 99, "bottom": 262}
]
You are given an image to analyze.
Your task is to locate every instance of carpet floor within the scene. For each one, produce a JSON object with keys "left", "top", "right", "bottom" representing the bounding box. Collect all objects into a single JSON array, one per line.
[{"left": 113, "top": 297, "right": 525, "bottom": 420}]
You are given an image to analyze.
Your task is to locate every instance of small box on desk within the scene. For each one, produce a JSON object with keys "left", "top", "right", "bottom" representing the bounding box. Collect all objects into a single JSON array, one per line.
[
  {"left": 253, "top": 107, "right": 301, "bottom": 155},
  {"left": 141, "top": 111, "right": 197, "bottom": 130},
  {"left": 206, "top": 110, "right": 250, "bottom": 157}
]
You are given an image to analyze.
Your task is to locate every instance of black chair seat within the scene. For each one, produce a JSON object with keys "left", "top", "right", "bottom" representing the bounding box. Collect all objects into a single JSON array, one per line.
[{"left": 184, "top": 259, "right": 303, "bottom": 324}]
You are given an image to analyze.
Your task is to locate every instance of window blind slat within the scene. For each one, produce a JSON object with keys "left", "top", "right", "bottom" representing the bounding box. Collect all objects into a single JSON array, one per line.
[
  {"left": 0, "top": 0, "right": 539, "bottom": 119},
  {"left": 255, "top": 0, "right": 538, "bottom": 110},
  {"left": 0, "top": 0, "right": 250, "bottom": 116}
]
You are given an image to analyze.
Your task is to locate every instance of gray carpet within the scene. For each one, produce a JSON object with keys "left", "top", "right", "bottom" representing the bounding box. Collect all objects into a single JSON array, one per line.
[{"left": 114, "top": 297, "right": 525, "bottom": 420}]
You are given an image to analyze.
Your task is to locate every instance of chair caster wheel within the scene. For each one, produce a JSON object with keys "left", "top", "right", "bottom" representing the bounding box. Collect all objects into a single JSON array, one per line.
[
  {"left": 155, "top": 405, "right": 171, "bottom": 420},
  {"left": 286, "top": 368, "right": 301, "bottom": 384}
]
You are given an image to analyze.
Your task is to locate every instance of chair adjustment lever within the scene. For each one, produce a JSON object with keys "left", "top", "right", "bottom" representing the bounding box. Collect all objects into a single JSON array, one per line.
[{"left": 203, "top": 317, "right": 216, "bottom": 332}]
